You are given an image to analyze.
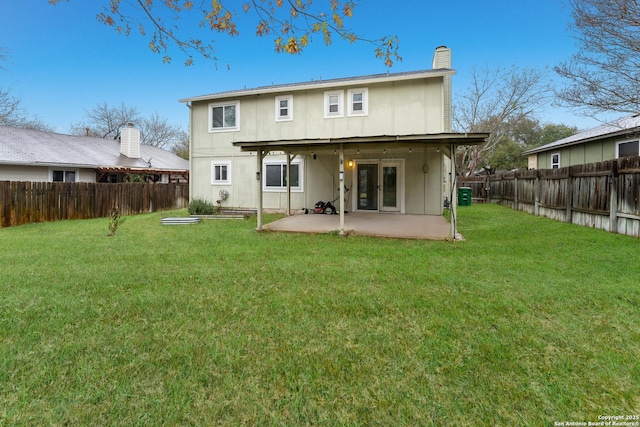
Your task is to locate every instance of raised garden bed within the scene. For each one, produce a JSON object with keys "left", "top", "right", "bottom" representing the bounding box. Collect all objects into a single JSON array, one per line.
[{"left": 161, "top": 217, "right": 202, "bottom": 225}]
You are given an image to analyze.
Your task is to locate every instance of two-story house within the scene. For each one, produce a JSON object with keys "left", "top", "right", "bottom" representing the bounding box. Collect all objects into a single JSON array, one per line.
[{"left": 180, "top": 47, "right": 487, "bottom": 238}]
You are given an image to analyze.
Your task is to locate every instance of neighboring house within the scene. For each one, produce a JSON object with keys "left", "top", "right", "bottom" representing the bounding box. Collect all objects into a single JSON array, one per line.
[
  {"left": 0, "top": 125, "right": 189, "bottom": 183},
  {"left": 180, "top": 47, "right": 487, "bottom": 235},
  {"left": 524, "top": 113, "right": 640, "bottom": 169}
]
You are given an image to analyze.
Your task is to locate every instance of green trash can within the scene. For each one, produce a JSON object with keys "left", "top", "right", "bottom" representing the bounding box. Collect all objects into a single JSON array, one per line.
[{"left": 458, "top": 187, "right": 472, "bottom": 206}]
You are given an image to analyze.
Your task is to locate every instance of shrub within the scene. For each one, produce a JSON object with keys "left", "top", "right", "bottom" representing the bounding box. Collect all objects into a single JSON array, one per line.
[{"left": 187, "top": 198, "right": 216, "bottom": 215}]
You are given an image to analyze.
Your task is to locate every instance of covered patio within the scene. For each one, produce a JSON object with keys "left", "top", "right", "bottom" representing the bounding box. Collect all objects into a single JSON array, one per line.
[
  {"left": 263, "top": 212, "right": 462, "bottom": 240},
  {"left": 235, "top": 133, "right": 488, "bottom": 240}
]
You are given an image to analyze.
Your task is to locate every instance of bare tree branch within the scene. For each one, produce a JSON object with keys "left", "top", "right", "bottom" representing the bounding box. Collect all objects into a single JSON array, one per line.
[
  {"left": 555, "top": 0, "right": 640, "bottom": 115},
  {"left": 70, "top": 102, "right": 185, "bottom": 150},
  {"left": 0, "top": 87, "right": 53, "bottom": 131},
  {"left": 453, "top": 66, "right": 551, "bottom": 175},
  {"left": 70, "top": 102, "right": 141, "bottom": 139}
]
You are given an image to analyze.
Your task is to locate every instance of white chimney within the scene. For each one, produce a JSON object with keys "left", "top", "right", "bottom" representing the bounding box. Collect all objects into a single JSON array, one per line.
[
  {"left": 432, "top": 45, "right": 451, "bottom": 69},
  {"left": 120, "top": 123, "right": 141, "bottom": 158},
  {"left": 432, "top": 46, "right": 452, "bottom": 133}
]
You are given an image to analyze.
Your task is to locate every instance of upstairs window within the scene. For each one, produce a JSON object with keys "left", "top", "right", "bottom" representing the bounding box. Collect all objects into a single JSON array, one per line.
[
  {"left": 617, "top": 140, "right": 639, "bottom": 158},
  {"left": 348, "top": 88, "right": 368, "bottom": 116},
  {"left": 551, "top": 153, "right": 560, "bottom": 169},
  {"left": 209, "top": 101, "right": 239, "bottom": 132},
  {"left": 324, "top": 90, "right": 344, "bottom": 118},
  {"left": 275, "top": 95, "right": 293, "bottom": 121}
]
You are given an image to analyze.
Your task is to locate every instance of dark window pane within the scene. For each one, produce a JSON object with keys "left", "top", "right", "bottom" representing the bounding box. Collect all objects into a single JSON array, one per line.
[
  {"left": 289, "top": 164, "right": 299, "bottom": 187},
  {"left": 224, "top": 105, "right": 236, "bottom": 127},
  {"left": 211, "top": 107, "right": 223, "bottom": 128},
  {"left": 619, "top": 140, "right": 639, "bottom": 157},
  {"left": 383, "top": 166, "right": 397, "bottom": 207},
  {"left": 215, "top": 165, "right": 227, "bottom": 181},
  {"left": 53, "top": 171, "right": 63, "bottom": 182},
  {"left": 266, "top": 164, "right": 282, "bottom": 187},
  {"left": 65, "top": 171, "right": 75, "bottom": 182}
]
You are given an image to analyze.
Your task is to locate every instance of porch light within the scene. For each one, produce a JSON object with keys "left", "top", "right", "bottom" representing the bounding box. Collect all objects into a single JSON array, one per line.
[
  {"left": 256, "top": 171, "right": 260, "bottom": 181},
  {"left": 348, "top": 160, "right": 353, "bottom": 168}
]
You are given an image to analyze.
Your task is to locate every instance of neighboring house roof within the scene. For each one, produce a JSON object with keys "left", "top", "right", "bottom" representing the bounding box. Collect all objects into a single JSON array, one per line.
[
  {"left": 179, "top": 69, "right": 455, "bottom": 103},
  {"left": 0, "top": 126, "right": 189, "bottom": 172},
  {"left": 523, "top": 113, "right": 640, "bottom": 155}
]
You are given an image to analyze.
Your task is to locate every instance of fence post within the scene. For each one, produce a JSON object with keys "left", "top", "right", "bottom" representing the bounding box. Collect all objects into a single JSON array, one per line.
[
  {"left": 609, "top": 161, "right": 619, "bottom": 234},
  {"left": 514, "top": 175, "right": 518, "bottom": 210},
  {"left": 534, "top": 170, "right": 540, "bottom": 217},
  {"left": 565, "top": 168, "right": 573, "bottom": 224}
]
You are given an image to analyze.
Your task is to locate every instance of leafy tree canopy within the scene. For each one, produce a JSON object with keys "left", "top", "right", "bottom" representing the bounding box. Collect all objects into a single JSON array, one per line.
[
  {"left": 48, "top": 0, "right": 401, "bottom": 67},
  {"left": 488, "top": 119, "right": 577, "bottom": 171}
]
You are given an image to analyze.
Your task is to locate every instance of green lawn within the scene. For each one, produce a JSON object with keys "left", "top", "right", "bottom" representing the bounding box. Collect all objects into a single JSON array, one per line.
[{"left": 1, "top": 204, "right": 638, "bottom": 425}]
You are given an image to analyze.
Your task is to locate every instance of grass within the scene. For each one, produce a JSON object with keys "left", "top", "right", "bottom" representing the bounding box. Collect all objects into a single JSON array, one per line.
[{"left": 0, "top": 204, "right": 638, "bottom": 425}]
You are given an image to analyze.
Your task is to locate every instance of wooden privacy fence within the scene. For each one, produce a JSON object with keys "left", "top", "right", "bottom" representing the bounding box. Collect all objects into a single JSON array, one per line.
[
  {"left": 0, "top": 181, "right": 189, "bottom": 228},
  {"left": 458, "top": 155, "right": 640, "bottom": 238}
]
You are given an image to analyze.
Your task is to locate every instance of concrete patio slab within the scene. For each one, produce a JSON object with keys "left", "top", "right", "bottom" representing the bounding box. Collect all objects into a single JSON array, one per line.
[{"left": 262, "top": 212, "right": 463, "bottom": 240}]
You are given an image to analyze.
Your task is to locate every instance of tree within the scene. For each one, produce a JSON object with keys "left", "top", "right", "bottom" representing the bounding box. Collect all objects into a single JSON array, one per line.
[
  {"left": 489, "top": 119, "right": 578, "bottom": 171},
  {"left": 0, "top": 87, "right": 53, "bottom": 131},
  {"left": 508, "top": 119, "right": 578, "bottom": 150},
  {"left": 555, "top": 0, "right": 640, "bottom": 115},
  {"left": 71, "top": 102, "right": 141, "bottom": 139},
  {"left": 48, "top": 0, "right": 401, "bottom": 67},
  {"left": 171, "top": 130, "right": 190, "bottom": 160},
  {"left": 139, "top": 112, "right": 185, "bottom": 149},
  {"left": 452, "top": 66, "right": 551, "bottom": 176},
  {"left": 71, "top": 102, "right": 186, "bottom": 151}
]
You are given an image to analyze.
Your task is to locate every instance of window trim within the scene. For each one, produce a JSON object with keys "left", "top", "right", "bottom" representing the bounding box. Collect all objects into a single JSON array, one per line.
[
  {"left": 616, "top": 139, "right": 640, "bottom": 158},
  {"left": 347, "top": 88, "right": 368, "bottom": 116},
  {"left": 551, "top": 152, "right": 560, "bottom": 169},
  {"left": 263, "top": 159, "right": 304, "bottom": 192},
  {"left": 324, "top": 90, "right": 344, "bottom": 118},
  {"left": 208, "top": 100, "right": 240, "bottom": 132},
  {"left": 275, "top": 95, "right": 293, "bottom": 122},
  {"left": 211, "top": 161, "right": 231, "bottom": 185}
]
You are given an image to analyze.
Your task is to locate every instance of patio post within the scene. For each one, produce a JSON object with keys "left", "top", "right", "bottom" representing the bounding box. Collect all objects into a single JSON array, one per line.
[
  {"left": 450, "top": 143, "right": 457, "bottom": 240},
  {"left": 256, "top": 148, "right": 264, "bottom": 231},
  {"left": 339, "top": 143, "right": 345, "bottom": 235},
  {"left": 286, "top": 153, "right": 291, "bottom": 217}
]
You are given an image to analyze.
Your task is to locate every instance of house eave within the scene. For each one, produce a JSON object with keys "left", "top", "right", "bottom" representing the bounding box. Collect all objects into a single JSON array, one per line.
[
  {"left": 523, "top": 126, "right": 640, "bottom": 155},
  {"left": 96, "top": 166, "right": 189, "bottom": 175},
  {"left": 0, "top": 161, "right": 99, "bottom": 169},
  {"left": 233, "top": 133, "right": 489, "bottom": 153}
]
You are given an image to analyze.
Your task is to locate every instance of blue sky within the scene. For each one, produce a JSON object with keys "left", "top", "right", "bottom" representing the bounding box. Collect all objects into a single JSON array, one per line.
[{"left": 1, "top": 0, "right": 610, "bottom": 134}]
